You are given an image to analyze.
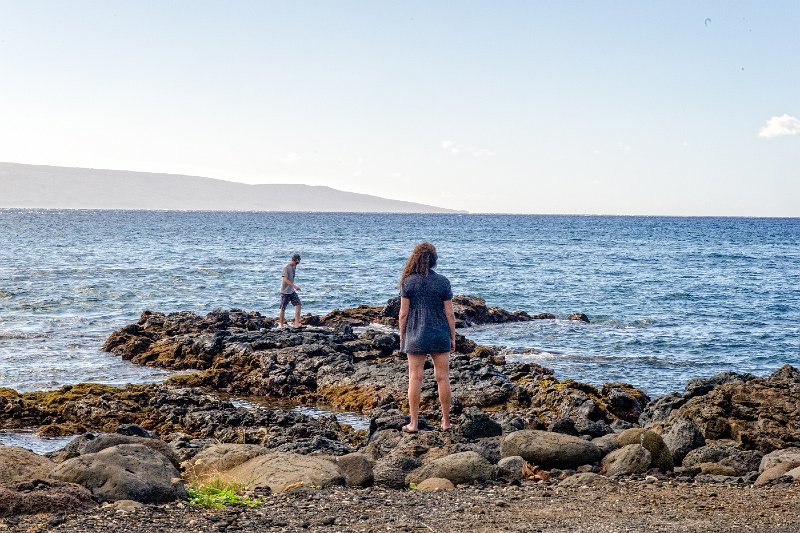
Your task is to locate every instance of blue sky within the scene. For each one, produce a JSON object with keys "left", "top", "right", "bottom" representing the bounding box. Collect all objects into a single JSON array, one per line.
[{"left": 0, "top": 1, "right": 798, "bottom": 214}]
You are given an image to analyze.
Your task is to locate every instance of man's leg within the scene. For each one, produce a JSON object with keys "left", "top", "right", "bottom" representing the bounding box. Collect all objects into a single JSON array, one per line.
[
  {"left": 293, "top": 303, "right": 302, "bottom": 327},
  {"left": 279, "top": 294, "right": 287, "bottom": 327}
]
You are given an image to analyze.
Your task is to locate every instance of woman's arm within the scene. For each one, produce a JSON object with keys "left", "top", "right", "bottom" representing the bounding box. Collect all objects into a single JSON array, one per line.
[
  {"left": 399, "top": 297, "right": 410, "bottom": 350},
  {"left": 443, "top": 299, "right": 456, "bottom": 353}
]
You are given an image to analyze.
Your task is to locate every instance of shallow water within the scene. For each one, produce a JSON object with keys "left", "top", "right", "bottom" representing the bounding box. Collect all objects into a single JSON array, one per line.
[
  {"left": 0, "top": 430, "right": 75, "bottom": 454},
  {"left": 1, "top": 210, "right": 798, "bottom": 397}
]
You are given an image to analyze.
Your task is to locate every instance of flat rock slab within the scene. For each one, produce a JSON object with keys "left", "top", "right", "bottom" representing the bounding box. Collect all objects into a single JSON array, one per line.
[
  {"left": 49, "top": 443, "right": 186, "bottom": 503},
  {"left": 501, "top": 430, "right": 601, "bottom": 469},
  {"left": 221, "top": 452, "right": 344, "bottom": 493},
  {"left": 0, "top": 445, "right": 55, "bottom": 484}
]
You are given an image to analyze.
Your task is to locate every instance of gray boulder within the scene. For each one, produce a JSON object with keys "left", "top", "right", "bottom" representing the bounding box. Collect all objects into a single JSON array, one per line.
[
  {"left": 500, "top": 430, "right": 601, "bottom": 469},
  {"left": 496, "top": 456, "right": 526, "bottom": 483},
  {"left": 0, "top": 445, "right": 55, "bottom": 484},
  {"left": 406, "top": 451, "right": 494, "bottom": 486},
  {"left": 660, "top": 418, "right": 705, "bottom": 465},
  {"left": 49, "top": 443, "right": 186, "bottom": 503},
  {"left": 601, "top": 444, "right": 652, "bottom": 476}
]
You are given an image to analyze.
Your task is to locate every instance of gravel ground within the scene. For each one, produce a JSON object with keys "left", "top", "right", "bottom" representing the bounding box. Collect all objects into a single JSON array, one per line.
[{"left": 3, "top": 482, "right": 799, "bottom": 533}]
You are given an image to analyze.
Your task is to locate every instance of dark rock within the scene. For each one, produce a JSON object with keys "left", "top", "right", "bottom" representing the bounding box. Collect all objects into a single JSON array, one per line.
[
  {"left": 574, "top": 417, "right": 613, "bottom": 438},
  {"left": 373, "top": 456, "right": 422, "bottom": 489},
  {"left": 117, "top": 424, "right": 158, "bottom": 439},
  {"left": 719, "top": 450, "right": 763, "bottom": 476},
  {"left": 567, "top": 313, "right": 590, "bottom": 323},
  {"left": 549, "top": 417, "right": 578, "bottom": 436},
  {"left": 457, "top": 408, "right": 502, "bottom": 440}
]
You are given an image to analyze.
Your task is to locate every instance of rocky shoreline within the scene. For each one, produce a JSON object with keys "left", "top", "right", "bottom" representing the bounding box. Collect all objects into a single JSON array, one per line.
[{"left": 1, "top": 297, "right": 799, "bottom": 531}]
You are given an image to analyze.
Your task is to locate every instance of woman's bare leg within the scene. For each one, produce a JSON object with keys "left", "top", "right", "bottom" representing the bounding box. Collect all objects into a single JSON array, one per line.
[
  {"left": 431, "top": 352, "right": 452, "bottom": 430},
  {"left": 405, "top": 354, "right": 425, "bottom": 431}
]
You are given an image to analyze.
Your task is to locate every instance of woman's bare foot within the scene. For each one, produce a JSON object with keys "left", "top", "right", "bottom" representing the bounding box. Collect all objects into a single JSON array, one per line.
[{"left": 402, "top": 424, "right": 419, "bottom": 434}]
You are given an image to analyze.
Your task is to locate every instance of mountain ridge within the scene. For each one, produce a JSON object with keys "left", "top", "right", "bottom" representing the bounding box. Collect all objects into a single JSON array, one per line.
[{"left": 0, "top": 162, "right": 463, "bottom": 213}]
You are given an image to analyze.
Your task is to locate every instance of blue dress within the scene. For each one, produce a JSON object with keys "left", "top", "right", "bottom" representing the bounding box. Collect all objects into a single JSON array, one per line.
[{"left": 400, "top": 270, "right": 453, "bottom": 354}]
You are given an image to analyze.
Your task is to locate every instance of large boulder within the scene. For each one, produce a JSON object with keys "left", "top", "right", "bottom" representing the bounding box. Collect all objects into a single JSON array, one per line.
[
  {"left": 49, "top": 443, "right": 186, "bottom": 503},
  {"left": 659, "top": 418, "right": 705, "bottom": 465},
  {"left": 0, "top": 445, "right": 55, "bottom": 484},
  {"left": 182, "top": 443, "right": 270, "bottom": 483},
  {"left": 612, "top": 428, "right": 673, "bottom": 471},
  {"left": 335, "top": 453, "right": 374, "bottom": 487},
  {"left": 220, "top": 452, "right": 344, "bottom": 493},
  {"left": 601, "top": 444, "right": 652, "bottom": 476},
  {"left": 0, "top": 479, "right": 96, "bottom": 518},
  {"left": 500, "top": 430, "right": 601, "bottom": 469},
  {"left": 406, "top": 451, "right": 495, "bottom": 486}
]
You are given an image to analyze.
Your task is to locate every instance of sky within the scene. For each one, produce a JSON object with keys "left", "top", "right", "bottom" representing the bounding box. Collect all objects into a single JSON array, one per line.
[{"left": 0, "top": 1, "right": 798, "bottom": 215}]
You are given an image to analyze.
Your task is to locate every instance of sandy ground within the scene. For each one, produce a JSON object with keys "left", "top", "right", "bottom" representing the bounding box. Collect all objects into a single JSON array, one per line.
[{"left": 3, "top": 481, "right": 799, "bottom": 533}]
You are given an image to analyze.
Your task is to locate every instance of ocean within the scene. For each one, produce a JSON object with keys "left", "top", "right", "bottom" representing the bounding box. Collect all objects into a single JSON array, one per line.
[{"left": 1, "top": 210, "right": 798, "bottom": 398}]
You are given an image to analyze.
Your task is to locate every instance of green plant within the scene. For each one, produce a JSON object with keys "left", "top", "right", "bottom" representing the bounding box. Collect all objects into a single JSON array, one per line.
[{"left": 186, "top": 478, "right": 264, "bottom": 509}]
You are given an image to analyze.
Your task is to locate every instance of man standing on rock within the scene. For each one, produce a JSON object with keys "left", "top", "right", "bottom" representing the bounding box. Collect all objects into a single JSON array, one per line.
[{"left": 279, "top": 253, "right": 302, "bottom": 328}]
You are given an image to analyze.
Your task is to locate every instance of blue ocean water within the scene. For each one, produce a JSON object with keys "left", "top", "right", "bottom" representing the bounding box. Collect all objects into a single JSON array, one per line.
[{"left": 0, "top": 210, "right": 798, "bottom": 397}]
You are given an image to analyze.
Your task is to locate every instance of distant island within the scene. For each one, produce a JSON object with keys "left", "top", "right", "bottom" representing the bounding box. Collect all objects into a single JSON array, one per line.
[{"left": 0, "top": 162, "right": 462, "bottom": 213}]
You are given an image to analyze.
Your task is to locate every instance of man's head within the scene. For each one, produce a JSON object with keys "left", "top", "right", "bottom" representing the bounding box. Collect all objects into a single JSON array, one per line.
[{"left": 291, "top": 253, "right": 301, "bottom": 264}]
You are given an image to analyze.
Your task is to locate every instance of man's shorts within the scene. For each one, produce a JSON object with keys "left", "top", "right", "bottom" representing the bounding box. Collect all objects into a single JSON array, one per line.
[{"left": 280, "top": 292, "right": 301, "bottom": 310}]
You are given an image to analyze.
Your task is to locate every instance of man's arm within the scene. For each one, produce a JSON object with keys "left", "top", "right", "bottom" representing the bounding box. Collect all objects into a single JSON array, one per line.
[
  {"left": 443, "top": 299, "right": 456, "bottom": 353},
  {"left": 399, "top": 297, "right": 410, "bottom": 350},
  {"left": 282, "top": 276, "right": 301, "bottom": 291}
]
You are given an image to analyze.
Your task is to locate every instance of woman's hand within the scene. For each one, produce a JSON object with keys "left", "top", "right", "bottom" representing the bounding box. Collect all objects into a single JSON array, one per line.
[{"left": 450, "top": 337, "right": 456, "bottom": 353}]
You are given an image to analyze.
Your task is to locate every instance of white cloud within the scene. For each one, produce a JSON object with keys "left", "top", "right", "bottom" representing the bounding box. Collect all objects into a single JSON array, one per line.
[{"left": 758, "top": 114, "right": 800, "bottom": 138}]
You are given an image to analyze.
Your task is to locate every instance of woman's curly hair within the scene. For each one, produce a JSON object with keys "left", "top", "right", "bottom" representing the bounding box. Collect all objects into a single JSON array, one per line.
[{"left": 399, "top": 242, "right": 438, "bottom": 286}]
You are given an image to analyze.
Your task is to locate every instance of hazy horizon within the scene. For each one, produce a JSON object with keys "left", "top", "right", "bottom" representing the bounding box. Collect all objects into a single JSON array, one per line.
[{"left": 1, "top": 2, "right": 798, "bottom": 216}]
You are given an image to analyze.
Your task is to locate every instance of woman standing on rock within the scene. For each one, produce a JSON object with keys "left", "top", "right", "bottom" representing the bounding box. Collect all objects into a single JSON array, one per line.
[{"left": 398, "top": 242, "right": 456, "bottom": 433}]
